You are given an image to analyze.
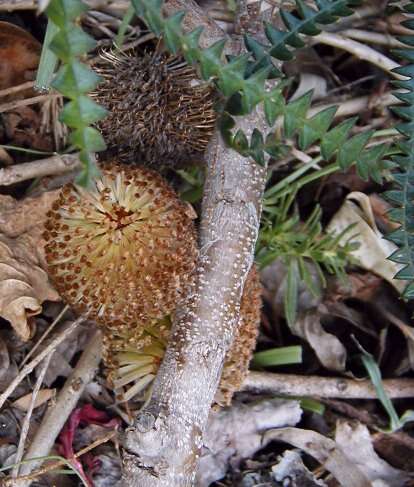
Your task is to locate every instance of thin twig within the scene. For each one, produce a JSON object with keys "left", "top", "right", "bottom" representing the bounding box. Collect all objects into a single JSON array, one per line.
[
  {"left": 0, "top": 0, "right": 129, "bottom": 10},
  {"left": 0, "top": 316, "right": 84, "bottom": 411},
  {"left": 0, "top": 154, "right": 80, "bottom": 186},
  {"left": 242, "top": 371, "right": 414, "bottom": 399},
  {"left": 0, "top": 81, "right": 35, "bottom": 99},
  {"left": 0, "top": 94, "right": 60, "bottom": 114},
  {"left": 11, "top": 354, "right": 53, "bottom": 478},
  {"left": 20, "top": 305, "right": 70, "bottom": 369},
  {"left": 313, "top": 32, "right": 401, "bottom": 78},
  {"left": 16, "top": 330, "right": 102, "bottom": 486}
]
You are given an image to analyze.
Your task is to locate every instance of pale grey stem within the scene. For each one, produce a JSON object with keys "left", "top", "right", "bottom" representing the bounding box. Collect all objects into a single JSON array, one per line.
[
  {"left": 0, "top": 0, "right": 129, "bottom": 11},
  {"left": 119, "top": 1, "right": 270, "bottom": 486},
  {"left": 0, "top": 154, "right": 80, "bottom": 187},
  {"left": 243, "top": 372, "right": 414, "bottom": 399},
  {"left": 15, "top": 329, "right": 102, "bottom": 486},
  {"left": 0, "top": 316, "right": 83, "bottom": 410},
  {"left": 11, "top": 353, "right": 53, "bottom": 478}
]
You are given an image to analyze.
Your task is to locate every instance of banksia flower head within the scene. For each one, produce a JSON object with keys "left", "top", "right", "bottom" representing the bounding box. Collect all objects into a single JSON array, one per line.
[
  {"left": 94, "top": 50, "right": 216, "bottom": 165},
  {"left": 104, "top": 267, "right": 262, "bottom": 405},
  {"left": 43, "top": 163, "right": 198, "bottom": 331}
]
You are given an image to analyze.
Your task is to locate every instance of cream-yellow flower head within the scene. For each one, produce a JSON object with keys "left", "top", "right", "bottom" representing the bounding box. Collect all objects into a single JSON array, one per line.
[{"left": 44, "top": 163, "right": 198, "bottom": 331}]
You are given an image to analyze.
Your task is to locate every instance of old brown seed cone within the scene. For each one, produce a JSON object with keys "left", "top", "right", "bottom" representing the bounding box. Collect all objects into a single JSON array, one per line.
[
  {"left": 214, "top": 265, "right": 262, "bottom": 407},
  {"left": 104, "top": 266, "right": 262, "bottom": 405},
  {"left": 43, "top": 163, "right": 198, "bottom": 332},
  {"left": 94, "top": 50, "right": 216, "bottom": 165}
]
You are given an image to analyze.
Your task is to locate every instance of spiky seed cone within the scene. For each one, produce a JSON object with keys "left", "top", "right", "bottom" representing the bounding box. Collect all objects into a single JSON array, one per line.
[
  {"left": 104, "top": 267, "right": 262, "bottom": 405},
  {"left": 94, "top": 51, "right": 216, "bottom": 165},
  {"left": 43, "top": 163, "right": 198, "bottom": 331}
]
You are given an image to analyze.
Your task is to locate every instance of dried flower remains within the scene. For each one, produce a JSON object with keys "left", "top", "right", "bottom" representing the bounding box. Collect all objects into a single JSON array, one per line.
[
  {"left": 43, "top": 163, "right": 198, "bottom": 332},
  {"left": 104, "top": 267, "right": 262, "bottom": 405},
  {"left": 94, "top": 50, "right": 216, "bottom": 165}
]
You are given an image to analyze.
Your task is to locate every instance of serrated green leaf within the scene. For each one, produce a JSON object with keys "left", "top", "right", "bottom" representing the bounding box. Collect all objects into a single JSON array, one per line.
[
  {"left": 46, "top": 0, "right": 88, "bottom": 28},
  {"left": 70, "top": 127, "right": 107, "bottom": 152},
  {"left": 284, "top": 91, "right": 313, "bottom": 138},
  {"left": 76, "top": 151, "right": 101, "bottom": 188},
  {"left": 241, "top": 66, "right": 271, "bottom": 113},
  {"left": 52, "top": 61, "right": 101, "bottom": 97},
  {"left": 232, "top": 129, "right": 249, "bottom": 153},
  {"left": 199, "top": 39, "right": 226, "bottom": 79},
  {"left": 336, "top": 131, "right": 373, "bottom": 169},
  {"left": 181, "top": 27, "right": 203, "bottom": 63},
  {"left": 163, "top": 11, "right": 185, "bottom": 53},
  {"left": 298, "top": 105, "right": 337, "bottom": 150},
  {"left": 216, "top": 55, "right": 249, "bottom": 97},
  {"left": 320, "top": 117, "right": 357, "bottom": 160},
  {"left": 50, "top": 26, "right": 96, "bottom": 61},
  {"left": 60, "top": 96, "right": 108, "bottom": 127},
  {"left": 264, "top": 85, "right": 286, "bottom": 126}
]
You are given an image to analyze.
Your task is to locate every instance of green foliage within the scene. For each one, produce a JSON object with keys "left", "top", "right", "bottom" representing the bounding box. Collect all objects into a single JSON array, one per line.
[
  {"left": 131, "top": 0, "right": 360, "bottom": 161},
  {"left": 252, "top": 345, "right": 302, "bottom": 367},
  {"left": 384, "top": 0, "right": 414, "bottom": 299},
  {"left": 360, "top": 347, "right": 414, "bottom": 432},
  {"left": 45, "top": 0, "right": 108, "bottom": 186},
  {"left": 256, "top": 190, "right": 357, "bottom": 325}
]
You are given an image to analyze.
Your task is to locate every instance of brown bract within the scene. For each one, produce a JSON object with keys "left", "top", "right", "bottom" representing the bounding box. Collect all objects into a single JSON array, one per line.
[
  {"left": 94, "top": 50, "right": 216, "bottom": 165},
  {"left": 43, "top": 163, "right": 198, "bottom": 330}
]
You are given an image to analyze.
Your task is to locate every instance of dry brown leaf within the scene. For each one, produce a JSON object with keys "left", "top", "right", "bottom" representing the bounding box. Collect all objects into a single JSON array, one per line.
[
  {"left": 0, "top": 234, "right": 59, "bottom": 340},
  {"left": 0, "top": 191, "right": 60, "bottom": 340},
  {"left": 0, "top": 22, "right": 40, "bottom": 94},
  {"left": 12, "top": 388, "right": 56, "bottom": 411},
  {"left": 292, "top": 306, "right": 347, "bottom": 372}
]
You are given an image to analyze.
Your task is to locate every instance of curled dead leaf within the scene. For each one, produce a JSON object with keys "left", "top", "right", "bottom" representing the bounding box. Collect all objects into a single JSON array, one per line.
[
  {"left": 292, "top": 306, "right": 347, "bottom": 372},
  {"left": 0, "top": 234, "right": 59, "bottom": 340},
  {"left": 327, "top": 192, "right": 406, "bottom": 294}
]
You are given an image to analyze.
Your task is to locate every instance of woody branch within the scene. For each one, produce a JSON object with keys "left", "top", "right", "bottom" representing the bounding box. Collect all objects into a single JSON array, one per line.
[{"left": 119, "top": 1, "right": 272, "bottom": 485}]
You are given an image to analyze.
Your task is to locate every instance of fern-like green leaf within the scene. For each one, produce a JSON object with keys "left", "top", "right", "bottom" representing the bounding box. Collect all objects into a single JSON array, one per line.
[{"left": 384, "top": 0, "right": 414, "bottom": 300}]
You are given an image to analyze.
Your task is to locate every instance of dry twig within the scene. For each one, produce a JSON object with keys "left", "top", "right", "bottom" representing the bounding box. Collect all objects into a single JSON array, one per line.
[
  {"left": 0, "top": 154, "right": 80, "bottom": 186},
  {"left": 15, "top": 330, "right": 102, "bottom": 486},
  {"left": 242, "top": 372, "right": 414, "bottom": 399},
  {"left": 11, "top": 354, "right": 53, "bottom": 478},
  {"left": 0, "top": 316, "right": 84, "bottom": 410}
]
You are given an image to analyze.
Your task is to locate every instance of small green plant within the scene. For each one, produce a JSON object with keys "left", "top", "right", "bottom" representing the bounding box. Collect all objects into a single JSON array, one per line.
[
  {"left": 256, "top": 189, "right": 357, "bottom": 325},
  {"left": 359, "top": 346, "right": 414, "bottom": 432},
  {"left": 44, "top": 0, "right": 108, "bottom": 186}
]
